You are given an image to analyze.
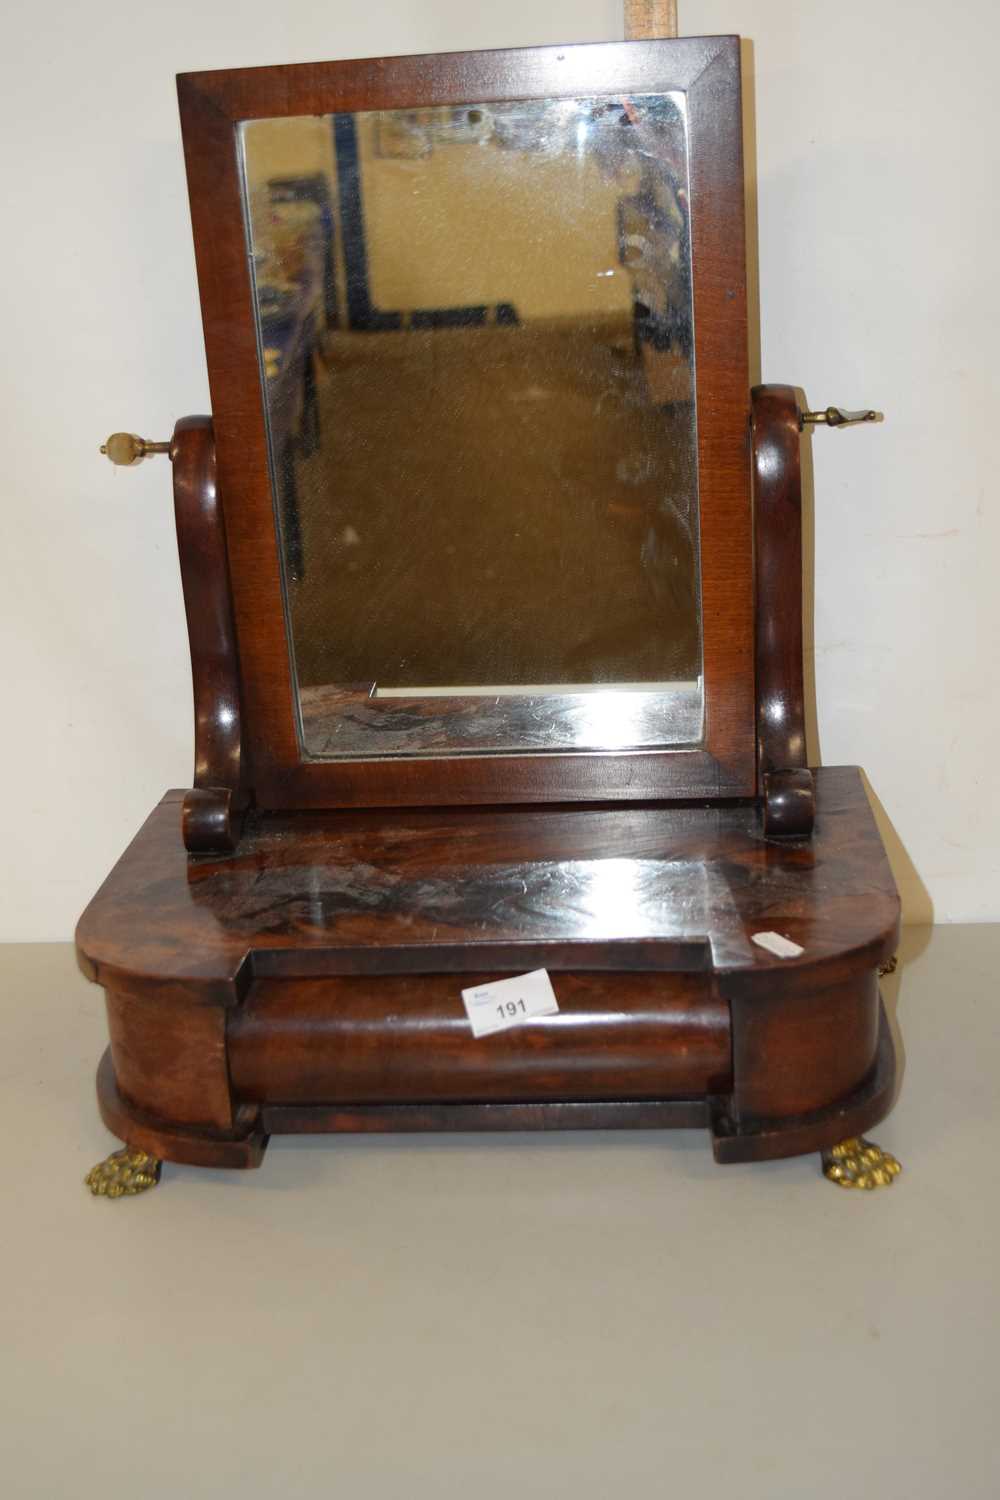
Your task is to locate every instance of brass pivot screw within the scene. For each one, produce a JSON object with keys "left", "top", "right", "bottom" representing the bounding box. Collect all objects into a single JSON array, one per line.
[
  {"left": 100, "top": 432, "right": 172, "bottom": 466},
  {"left": 800, "top": 406, "right": 884, "bottom": 429}
]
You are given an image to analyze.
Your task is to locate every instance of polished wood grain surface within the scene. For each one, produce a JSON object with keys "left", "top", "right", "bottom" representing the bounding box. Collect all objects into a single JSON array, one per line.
[
  {"left": 262, "top": 1099, "right": 710, "bottom": 1135},
  {"left": 78, "top": 766, "right": 899, "bottom": 1166},
  {"left": 753, "top": 385, "right": 807, "bottom": 775},
  {"left": 105, "top": 987, "right": 233, "bottom": 1131},
  {"left": 77, "top": 767, "right": 897, "bottom": 999},
  {"left": 170, "top": 416, "right": 248, "bottom": 851},
  {"left": 229, "top": 971, "right": 730, "bottom": 1105},
  {"left": 752, "top": 385, "right": 816, "bottom": 836},
  {"left": 177, "top": 38, "right": 754, "bottom": 809},
  {"left": 96, "top": 1050, "right": 266, "bottom": 1169},
  {"left": 728, "top": 968, "right": 879, "bottom": 1119},
  {"left": 712, "top": 999, "right": 897, "bottom": 1163}
]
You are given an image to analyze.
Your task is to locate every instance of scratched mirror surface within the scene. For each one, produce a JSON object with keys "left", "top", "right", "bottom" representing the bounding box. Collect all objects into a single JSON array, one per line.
[{"left": 240, "top": 92, "right": 703, "bottom": 758}]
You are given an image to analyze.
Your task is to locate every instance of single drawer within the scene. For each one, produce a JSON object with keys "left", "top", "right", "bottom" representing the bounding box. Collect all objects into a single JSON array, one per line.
[{"left": 228, "top": 969, "right": 731, "bottom": 1105}]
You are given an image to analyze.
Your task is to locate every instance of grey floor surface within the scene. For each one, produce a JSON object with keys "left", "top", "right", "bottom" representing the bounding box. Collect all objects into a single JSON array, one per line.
[{"left": 1, "top": 924, "right": 997, "bottom": 1497}]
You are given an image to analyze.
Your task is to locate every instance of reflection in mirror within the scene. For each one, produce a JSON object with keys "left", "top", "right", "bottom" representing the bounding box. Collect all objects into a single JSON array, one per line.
[{"left": 240, "top": 93, "right": 703, "bottom": 758}]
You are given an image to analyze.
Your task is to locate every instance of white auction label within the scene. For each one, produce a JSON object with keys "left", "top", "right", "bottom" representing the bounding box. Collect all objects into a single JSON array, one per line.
[
  {"left": 751, "top": 930, "right": 805, "bottom": 959},
  {"left": 461, "top": 969, "right": 559, "bottom": 1038}
]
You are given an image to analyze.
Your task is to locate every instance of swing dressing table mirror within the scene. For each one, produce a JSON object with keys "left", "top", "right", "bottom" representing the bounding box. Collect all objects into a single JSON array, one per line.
[{"left": 79, "top": 35, "right": 901, "bottom": 1197}]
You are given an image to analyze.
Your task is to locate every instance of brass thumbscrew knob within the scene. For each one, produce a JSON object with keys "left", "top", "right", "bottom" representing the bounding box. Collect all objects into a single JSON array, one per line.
[
  {"left": 100, "top": 433, "right": 173, "bottom": 466},
  {"left": 799, "top": 406, "right": 884, "bottom": 429}
]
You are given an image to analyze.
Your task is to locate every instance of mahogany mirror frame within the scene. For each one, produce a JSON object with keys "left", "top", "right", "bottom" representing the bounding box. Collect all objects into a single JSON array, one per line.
[{"left": 177, "top": 35, "right": 753, "bottom": 813}]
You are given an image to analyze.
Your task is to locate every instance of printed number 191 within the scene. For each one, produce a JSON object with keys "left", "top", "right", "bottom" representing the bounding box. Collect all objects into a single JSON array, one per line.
[{"left": 461, "top": 969, "right": 559, "bottom": 1038}]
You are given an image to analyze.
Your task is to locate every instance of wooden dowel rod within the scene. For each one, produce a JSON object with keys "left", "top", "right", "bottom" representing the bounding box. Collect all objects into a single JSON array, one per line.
[{"left": 624, "top": 0, "right": 678, "bottom": 40}]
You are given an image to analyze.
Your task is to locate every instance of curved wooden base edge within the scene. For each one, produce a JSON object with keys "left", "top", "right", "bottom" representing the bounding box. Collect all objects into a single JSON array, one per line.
[
  {"left": 96, "top": 1049, "right": 268, "bottom": 1169},
  {"left": 711, "top": 999, "right": 897, "bottom": 1164}
]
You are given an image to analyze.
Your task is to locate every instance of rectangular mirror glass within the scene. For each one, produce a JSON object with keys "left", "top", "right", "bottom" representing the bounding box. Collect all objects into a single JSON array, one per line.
[{"left": 240, "top": 91, "right": 703, "bottom": 758}]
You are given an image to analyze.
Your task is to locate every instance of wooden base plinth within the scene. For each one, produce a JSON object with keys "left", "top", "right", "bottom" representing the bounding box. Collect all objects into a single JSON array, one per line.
[
  {"left": 711, "top": 1001, "right": 897, "bottom": 1163},
  {"left": 96, "top": 1050, "right": 267, "bottom": 1170},
  {"left": 95, "top": 1004, "right": 896, "bottom": 1171},
  {"left": 80, "top": 768, "right": 901, "bottom": 1181}
]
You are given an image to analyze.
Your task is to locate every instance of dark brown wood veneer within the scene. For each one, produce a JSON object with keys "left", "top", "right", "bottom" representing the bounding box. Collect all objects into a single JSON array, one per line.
[
  {"left": 78, "top": 767, "right": 900, "bottom": 1168},
  {"left": 752, "top": 384, "right": 816, "bottom": 837},
  {"left": 170, "top": 415, "right": 249, "bottom": 851}
]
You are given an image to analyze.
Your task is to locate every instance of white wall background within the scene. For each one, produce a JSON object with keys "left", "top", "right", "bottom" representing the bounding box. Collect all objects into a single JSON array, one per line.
[{"left": 1, "top": 0, "right": 997, "bottom": 940}]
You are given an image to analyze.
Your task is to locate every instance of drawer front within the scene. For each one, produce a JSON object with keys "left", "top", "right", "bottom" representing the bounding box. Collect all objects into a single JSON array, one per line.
[{"left": 228, "top": 970, "right": 731, "bottom": 1105}]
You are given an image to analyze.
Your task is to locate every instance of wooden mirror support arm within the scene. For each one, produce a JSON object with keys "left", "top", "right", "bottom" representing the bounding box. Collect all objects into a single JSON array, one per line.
[
  {"left": 751, "top": 384, "right": 816, "bottom": 839},
  {"left": 170, "top": 416, "right": 250, "bottom": 852}
]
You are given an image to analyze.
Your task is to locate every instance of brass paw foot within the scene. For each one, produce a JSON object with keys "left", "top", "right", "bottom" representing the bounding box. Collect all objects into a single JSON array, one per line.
[
  {"left": 822, "top": 1137, "right": 901, "bottom": 1190},
  {"left": 85, "top": 1147, "right": 162, "bottom": 1198}
]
